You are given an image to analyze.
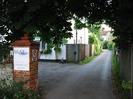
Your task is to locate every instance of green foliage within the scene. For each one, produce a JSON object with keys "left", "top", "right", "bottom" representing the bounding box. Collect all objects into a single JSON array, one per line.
[
  {"left": 0, "top": 43, "right": 10, "bottom": 63},
  {"left": 103, "top": 41, "right": 108, "bottom": 49},
  {"left": 89, "top": 34, "right": 95, "bottom": 44},
  {"left": 54, "top": 47, "right": 61, "bottom": 53},
  {"left": 87, "top": 23, "right": 101, "bottom": 38},
  {"left": 107, "top": 41, "right": 114, "bottom": 50},
  {"left": 42, "top": 43, "right": 53, "bottom": 54},
  {"left": 0, "top": 79, "right": 40, "bottom": 99},
  {"left": 0, "top": 0, "right": 133, "bottom": 48},
  {"left": 105, "top": 1, "right": 133, "bottom": 48},
  {"left": 94, "top": 36, "right": 102, "bottom": 55},
  {"left": 103, "top": 41, "right": 114, "bottom": 50},
  {"left": 88, "top": 23, "right": 102, "bottom": 55},
  {"left": 41, "top": 43, "right": 62, "bottom": 54},
  {"left": 0, "top": 0, "right": 112, "bottom": 45},
  {"left": 74, "top": 18, "right": 86, "bottom": 29},
  {"left": 1, "top": 0, "right": 133, "bottom": 49},
  {"left": 121, "top": 80, "right": 133, "bottom": 99},
  {"left": 1, "top": 0, "right": 73, "bottom": 46},
  {"left": 122, "top": 81, "right": 132, "bottom": 92},
  {"left": 112, "top": 53, "right": 132, "bottom": 99},
  {"left": 112, "top": 53, "right": 120, "bottom": 78},
  {"left": 62, "top": 39, "right": 68, "bottom": 44},
  {"left": 89, "top": 30, "right": 102, "bottom": 55},
  {"left": 112, "top": 53, "right": 123, "bottom": 96},
  {"left": 79, "top": 56, "right": 96, "bottom": 64},
  {"left": 43, "top": 49, "right": 52, "bottom": 54}
]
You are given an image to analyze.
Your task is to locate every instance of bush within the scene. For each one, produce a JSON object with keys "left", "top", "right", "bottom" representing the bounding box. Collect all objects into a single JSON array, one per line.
[
  {"left": 43, "top": 49, "right": 52, "bottom": 54},
  {"left": 103, "top": 41, "right": 114, "bottom": 50},
  {"left": 103, "top": 41, "right": 108, "bottom": 49},
  {"left": 94, "top": 37, "right": 102, "bottom": 55},
  {"left": 112, "top": 54, "right": 120, "bottom": 77},
  {"left": 0, "top": 78, "right": 40, "bottom": 99},
  {"left": 0, "top": 44, "right": 10, "bottom": 63},
  {"left": 122, "top": 81, "right": 132, "bottom": 92},
  {"left": 89, "top": 33, "right": 102, "bottom": 55},
  {"left": 89, "top": 34, "right": 95, "bottom": 44},
  {"left": 112, "top": 53, "right": 132, "bottom": 99},
  {"left": 54, "top": 47, "right": 61, "bottom": 53}
]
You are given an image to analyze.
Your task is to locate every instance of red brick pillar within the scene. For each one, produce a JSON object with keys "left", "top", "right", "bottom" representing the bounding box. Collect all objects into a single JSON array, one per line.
[{"left": 12, "top": 34, "right": 39, "bottom": 90}]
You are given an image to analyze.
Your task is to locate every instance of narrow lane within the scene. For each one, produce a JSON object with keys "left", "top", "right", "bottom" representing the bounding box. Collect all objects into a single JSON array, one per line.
[{"left": 39, "top": 50, "right": 116, "bottom": 99}]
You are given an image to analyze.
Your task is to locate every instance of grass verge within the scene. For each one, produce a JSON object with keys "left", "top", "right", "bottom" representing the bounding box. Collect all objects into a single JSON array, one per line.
[{"left": 79, "top": 56, "right": 96, "bottom": 64}]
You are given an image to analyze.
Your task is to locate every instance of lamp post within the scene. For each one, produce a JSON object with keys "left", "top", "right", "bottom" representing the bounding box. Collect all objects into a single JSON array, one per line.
[
  {"left": 76, "top": 29, "right": 77, "bottom": 44},
  {"left": 74, "top": 29, "right": 78, "bottom": 63}
]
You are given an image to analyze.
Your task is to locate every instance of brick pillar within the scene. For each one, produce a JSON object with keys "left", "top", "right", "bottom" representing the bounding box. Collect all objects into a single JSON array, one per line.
[{"left": 12, "top": 34, "right": 39, "bottom": 90}]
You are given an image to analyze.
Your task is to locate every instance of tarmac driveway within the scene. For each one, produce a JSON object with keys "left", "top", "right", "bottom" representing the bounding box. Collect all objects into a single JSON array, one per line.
[{"left": 39, "top": 50, "right": 116, "bottom": 99}]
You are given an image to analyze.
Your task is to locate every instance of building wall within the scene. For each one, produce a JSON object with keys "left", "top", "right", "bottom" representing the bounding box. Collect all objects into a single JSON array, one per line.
[
  {"left": 40, "top": 44, "right": 90, "bottom": 61},
  {"left": 67, "top": 19, "right": 88, "bottom": 44},
  {"left": 40, "top": 45, "right": 66, "bottom": 60},
  {"left": 39, "top": 19, "right": 89, "bottom": 61}
]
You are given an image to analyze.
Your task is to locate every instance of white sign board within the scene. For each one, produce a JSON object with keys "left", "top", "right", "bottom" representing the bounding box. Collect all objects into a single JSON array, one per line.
[{"left": 13, "top": 47, "right": 29, "bottom": 71}]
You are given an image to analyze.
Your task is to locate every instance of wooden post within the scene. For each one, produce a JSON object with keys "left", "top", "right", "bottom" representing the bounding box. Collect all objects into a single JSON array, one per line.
[{"left": 12, "top": 34, "right": 39, "bottom": 90}]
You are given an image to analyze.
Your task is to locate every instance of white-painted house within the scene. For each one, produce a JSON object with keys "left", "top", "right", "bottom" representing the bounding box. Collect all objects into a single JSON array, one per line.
[
  {"left": 101, "top": 24, "right": 112, "bottom": 41},
  {"left": 67, "top": 19, "right": 88, "bottom": 44},
  {"left": 39, "top": 19, "right": 89, "bottom": 61}
]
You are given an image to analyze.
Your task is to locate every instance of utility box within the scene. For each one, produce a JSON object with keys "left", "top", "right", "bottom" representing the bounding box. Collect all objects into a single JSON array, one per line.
[{"left": 12, "top": 34, "right": 39, "bottom": 90}]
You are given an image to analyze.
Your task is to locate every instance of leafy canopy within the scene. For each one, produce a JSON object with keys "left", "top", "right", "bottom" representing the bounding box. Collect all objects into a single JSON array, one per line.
[
  {"left": 0, "top": 0, "right": 133, "bottom": 49},
  {"left": 0, "top": 0, "right": 111, "bottom": 44}
]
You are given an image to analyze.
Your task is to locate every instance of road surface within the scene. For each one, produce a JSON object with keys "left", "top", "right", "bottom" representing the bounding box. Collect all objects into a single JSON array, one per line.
[{"left": 39, "top": 50, "right": 116, "bottom": 99}]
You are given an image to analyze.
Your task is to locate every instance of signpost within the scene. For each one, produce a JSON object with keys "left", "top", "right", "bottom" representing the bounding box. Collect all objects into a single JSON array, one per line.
[
  {"left": 14, "top": 47, "right": 30, "bottom": 71},
  {"left": 12, "top": 34, "right": 39, "bottom": 90}
]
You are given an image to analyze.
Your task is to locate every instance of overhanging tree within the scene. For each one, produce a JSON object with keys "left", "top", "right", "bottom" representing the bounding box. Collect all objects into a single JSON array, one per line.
[
  {"left": 0, "top": 0, "right": 132, "bottom": 48},
  {"left": 105, "top": 0, "right": 133, "bottom": 48},
  {"left": 0, "top": 0, "right": 111, "bottom": 43}
]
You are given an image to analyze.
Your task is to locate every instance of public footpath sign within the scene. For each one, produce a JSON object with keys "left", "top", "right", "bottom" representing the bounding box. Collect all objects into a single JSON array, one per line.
[{"left": 14, "top": 47, "right": 29, "bottom": 71}]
